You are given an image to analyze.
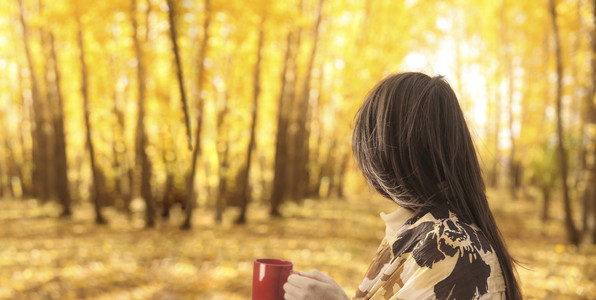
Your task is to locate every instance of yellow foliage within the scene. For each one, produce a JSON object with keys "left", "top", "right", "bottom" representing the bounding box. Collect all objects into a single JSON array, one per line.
[{"left": 1, "top": 0, "right": 596, "bottom": 297}]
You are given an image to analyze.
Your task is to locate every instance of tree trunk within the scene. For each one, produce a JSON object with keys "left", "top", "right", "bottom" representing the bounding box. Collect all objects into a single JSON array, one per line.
[
  {"left": 2, "top": 138, "right": 18, "bottom": 197},
  {"left": 315, "top": 138, "right": 336, "bottom": 198},
  {"left": 0, "top": 137, "right": 6, "bottom": 197},
  {"left": 310, "top": 99, "right": 323, "bottom": 198},
  {"left": 214, "top": 136, "right": 230, "bottom": 222},
  {"left": 77, "top": 19, "right": 107, "bottom": 225},
  {"left": 16, "top": 63, "right": 33, "bottom": 198},
  {"left": 541, "top": 185, "right": 551, "bottom": 222},
  {"left": 540, "top": 34, "right": 553, "bottom": 220},
  {"left": 214, "top": 112, "right": 230, "bottom": 223},
  {"left": 572, "top": 0, "right": 585, "bottom": 198},
  {"left": 17, "top": 0, "right": 51, "bottom": 202},
  {"left": 166, "top": 0, "right": 192, "bottom": 150},
  {"left": 38, "top": 0, "right": 58, "bottom": 204},
  {"left": 283, "top": 1, "right": 304, "bottom": 203},
  {"left": 549, "top": 0, "right": 579, "bottom": 245},
  {"left": 290, "top": 0, "right": 324, "bottom": 202},
  {"left": 235, "top": 19, "right": 265, "bottom": 225},
  {"left": 270, "top": 32, "right": 294, "bottom": 217},
  {"left": 507, "top": 66, "right": 518, "bottom": 200},
  {"left": 164, "top": 0, "right": 190, "bottom": 221},
  {"left": 215, "top": 148, "right": 229, "bottom": 222},
  {"left": 214, "top": 55, "right": 232, "bottom": 223},
  {"left": 182, "top": 0, "right": 212, "bottom": 230},
  {"left": 585, "top": 0, "right": 596, "bottom": 243},
  {"left": 1, "top": 153, "right": 11, "bottom": 198},
  {"left": 161, "top": 171, "right": 174, "bottom": 219},
  {"left": 335, "top": 149, "right": 350, "bottom": 198},
  {"left": 490, "top": 87, "right": 501, "bottom": 188},
  {"left": 499, "top": 0, "right": 518, "bottom": 199},
  {"left": 131, "top": 0, "right": 155, "bottom": 227},
  {"left": 108, "top": 51, "right": 133, "bottom": 213},
  {"left": 506, "top": 58, "right": 520, "bottom": 199},
  {"left": 48, "top": 32, "right": 71, "bottom": 216},
  {"left": 109, "top": 56, "right": 131, "bottom": 212}
]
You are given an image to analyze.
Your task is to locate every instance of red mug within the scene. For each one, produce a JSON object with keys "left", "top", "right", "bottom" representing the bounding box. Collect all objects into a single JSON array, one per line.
[{"left": 252, "top": 258, "right": 293, "bottom": 300}]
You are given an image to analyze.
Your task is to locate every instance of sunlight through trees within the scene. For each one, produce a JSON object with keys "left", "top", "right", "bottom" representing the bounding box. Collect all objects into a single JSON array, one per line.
[{"left": 1, "top": 0, "right": 596, "bottom": 247}]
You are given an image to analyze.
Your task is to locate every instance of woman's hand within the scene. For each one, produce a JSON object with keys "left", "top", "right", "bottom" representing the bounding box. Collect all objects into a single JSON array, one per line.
[{"left": 283, "top": 270, "right": 350, "bottom": 300}]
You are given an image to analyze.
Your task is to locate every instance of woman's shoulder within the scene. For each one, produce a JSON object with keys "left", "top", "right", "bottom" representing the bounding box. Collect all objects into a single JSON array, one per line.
[
  {"left": 393, "top": 205, "right": 494, "bottom": 259},
  {"left": 389, "top": 205, "right": 506, "bottom": 299}
]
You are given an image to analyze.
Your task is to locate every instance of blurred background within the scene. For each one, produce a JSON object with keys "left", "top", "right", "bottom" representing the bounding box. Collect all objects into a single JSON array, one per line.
[{"left": 0, "top": 0, "right": 595, "bottom": 298}]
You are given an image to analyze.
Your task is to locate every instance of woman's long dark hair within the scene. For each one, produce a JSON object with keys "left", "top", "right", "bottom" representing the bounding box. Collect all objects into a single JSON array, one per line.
[{"left": 352, "top": 72, "right": 522, "bottom": 299}]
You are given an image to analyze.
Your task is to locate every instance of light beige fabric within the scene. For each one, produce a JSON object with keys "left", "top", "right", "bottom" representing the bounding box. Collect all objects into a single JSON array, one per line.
[{"left": 380, "top": 208, "right": 415, "bottom": 246}]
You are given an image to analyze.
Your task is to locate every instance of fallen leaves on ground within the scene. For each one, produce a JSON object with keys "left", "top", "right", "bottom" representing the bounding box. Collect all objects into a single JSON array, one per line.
[{"left": 0, "top": 189, "right": 594, "bottom": 299}]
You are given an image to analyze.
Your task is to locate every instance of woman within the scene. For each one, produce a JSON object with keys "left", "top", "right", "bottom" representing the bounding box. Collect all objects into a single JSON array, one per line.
[{"left": 283, "top": 72, "right": 522, "bottom": 300}]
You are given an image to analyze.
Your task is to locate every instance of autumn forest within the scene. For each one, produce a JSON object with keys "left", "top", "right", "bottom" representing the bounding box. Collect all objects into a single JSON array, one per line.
[{"left": 1, "top": 0, "right": 596, "bottom": 298}]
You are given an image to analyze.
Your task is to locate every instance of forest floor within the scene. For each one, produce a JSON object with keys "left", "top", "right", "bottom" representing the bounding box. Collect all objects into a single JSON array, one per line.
[{"left": 0, "top": 189, "right": 595, "bottom": 299}]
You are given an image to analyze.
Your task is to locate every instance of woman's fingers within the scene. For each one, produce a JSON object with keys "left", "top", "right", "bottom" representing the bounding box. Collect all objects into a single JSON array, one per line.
[
  {"left": 283, "top": 280, "right": 303, "bottom": 300},
  {"left": 287, "top": 273, "right": 326, "bottom": 295},
  {"left": 287, "top": 273, "right": 319, "bottom": 288},
  {"left": 297, "top": 270, "right": 333, "bottom": 283},
  {"left": 285, "top": 270, "right": 349, "bottom": 300}
]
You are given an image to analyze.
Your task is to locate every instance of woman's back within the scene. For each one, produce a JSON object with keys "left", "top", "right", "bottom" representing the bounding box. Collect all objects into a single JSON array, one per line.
[
  {"left": 354, "top": 202, "right": 506, "bottom": 300},
  {"left": 351, "top": 73, "right": 520, "bottom": 299},
  {"left": 283, "top": 72, "right": 521, "bottom": 300}
]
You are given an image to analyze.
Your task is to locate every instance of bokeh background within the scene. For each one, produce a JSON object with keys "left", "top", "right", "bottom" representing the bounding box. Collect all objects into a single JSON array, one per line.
[{"left": 0, "top": 0, "right": 595, "bottom": 298}]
